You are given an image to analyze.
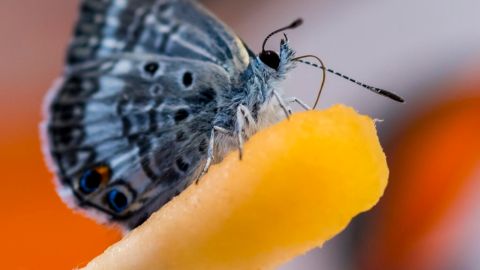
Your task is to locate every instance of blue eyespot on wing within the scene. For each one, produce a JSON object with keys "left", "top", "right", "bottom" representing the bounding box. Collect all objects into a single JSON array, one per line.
[
  {"left": 44, "top": 54, "right": 231, "bottom": 229},
  {"left": 68, "top": 0, "right": 251, "bottom": 74}
]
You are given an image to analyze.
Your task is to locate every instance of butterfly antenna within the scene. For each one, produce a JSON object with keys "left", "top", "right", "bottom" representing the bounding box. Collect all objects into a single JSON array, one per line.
[
  {"left": 294, "top": 55, "right": 405, "bottom": 104},
  {"left": 262, "top": 18, "right": 303, "bottom": 52}
]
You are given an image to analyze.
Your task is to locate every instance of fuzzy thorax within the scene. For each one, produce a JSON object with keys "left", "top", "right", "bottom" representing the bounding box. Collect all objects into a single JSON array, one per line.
[{"left": 212, "top": 40, "right": 297, "bottom": 163}]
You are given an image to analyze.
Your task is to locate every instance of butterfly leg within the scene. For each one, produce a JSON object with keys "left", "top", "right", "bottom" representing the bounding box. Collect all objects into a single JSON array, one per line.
[
  {"left": 214, "top": 126, "right": 230, "bottom": 134},
  {"left": 196, "top": 126, "right": 230, "bottom": 184},
  {"left": 286, "top": 97, "right": 311, "bottom": 111},
  {"left": 236, "top": 106, "right": 246, "bottom": 160},
  {"left": 236, "top": 105, "right": 257, "bottom": 160},
  {"left": 273, "top": 90, "right": 291, "bottom": 119}
]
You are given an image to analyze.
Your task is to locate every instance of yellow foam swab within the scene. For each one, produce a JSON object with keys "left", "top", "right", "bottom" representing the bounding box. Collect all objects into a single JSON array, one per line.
[{"left": 83, "top": 104, "right": 388, "bottom": 270}]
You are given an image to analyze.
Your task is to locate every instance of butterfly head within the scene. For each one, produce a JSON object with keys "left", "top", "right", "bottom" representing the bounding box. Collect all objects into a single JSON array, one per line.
[
  {"left": 256, "top": 19, "right": 302, "bottom": 76},
  {"left": 256, "top": 37, "right": 296, "bottom": 79}
]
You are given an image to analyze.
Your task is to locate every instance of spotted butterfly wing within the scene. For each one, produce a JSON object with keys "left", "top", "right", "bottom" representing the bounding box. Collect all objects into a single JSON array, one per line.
[
  {"left": 43, "top": 0, "right": 254, "bottom": 229},
  {"left": 66, "top": 0, "right": 252, "bottom": 70}
]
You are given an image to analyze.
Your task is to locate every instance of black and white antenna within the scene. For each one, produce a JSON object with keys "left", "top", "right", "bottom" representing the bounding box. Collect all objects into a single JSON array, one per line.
[{"left": 294, "top": 55, "right": 405, "bottom": 108}]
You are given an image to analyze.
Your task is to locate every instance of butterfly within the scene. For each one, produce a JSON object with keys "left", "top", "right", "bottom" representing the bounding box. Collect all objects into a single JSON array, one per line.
[{"left": 42, "top": 0, "right": 403, "bottom": 230}]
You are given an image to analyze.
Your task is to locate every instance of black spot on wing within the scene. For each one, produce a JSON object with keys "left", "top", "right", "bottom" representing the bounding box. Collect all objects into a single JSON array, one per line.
[
  {"left": 49, "top": 125, "right": 85, "bottom": 148},
  {"left": 50, "top": 102, "right": 86, "bottom": 124},
  {"left": 199, "top": 88, "right": 217, "bottom": 102},
  {"left": 185, "top": 88, "right": 217, "bottom": 107},
  {"left": 174, "top": 109, "right": 189, "bottom": 123},
  {"left": 79, "top": 170, "right": 102, "bottom": 194},
  {"left": 162, "top": 168, "right": 181, "bottom": 185},
  {"left": 56, "top": 76, "right": 99, "bottom": 101},
  {"left": 100, "top": 180, "right": 138, "bottom": 216},
  {"left": 175, "top": 157, "right": 189, "bottom": 172},
  {"left": 78, "top": 164, "right": 111, "bottom": 194},
  {"left": 134, "top": 135, "right": 160, "bottom": 182},
  {"left": 144, "top": 62, "right": 159, "bottom": 75},
  {"left": 106, "top": 189, "right": 129, "bottom": 212},
  {"left": 176, "top": 130, "right": 186, "bottom": 142},
  {"left": 198, "top": 138, "right": 208, "bottom": 154},
  {"left": 63, "top": 76, "right": 84, "bottom": 96},
  {"left": 182, "top": 71, "right": 193, "bottom": 87}
]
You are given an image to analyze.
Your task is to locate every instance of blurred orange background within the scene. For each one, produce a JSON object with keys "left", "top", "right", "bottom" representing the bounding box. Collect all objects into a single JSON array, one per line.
[
  {"left": 0, "top": 1, "right": 121, "bottom": 269},
  {"left": 1, "top": 0, "right": 479, "bottom": 269}
]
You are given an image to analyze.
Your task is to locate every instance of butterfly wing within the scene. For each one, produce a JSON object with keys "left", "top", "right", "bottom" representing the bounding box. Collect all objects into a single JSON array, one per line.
[
  {"left": 44, "top": 54, "right": 230, "bottom": 229},
  {"left": 67, "top": 0, "right": 253, "bottom": 73},
  {"left": 44, "top": 0, "right": 253, "bottom": 229}
]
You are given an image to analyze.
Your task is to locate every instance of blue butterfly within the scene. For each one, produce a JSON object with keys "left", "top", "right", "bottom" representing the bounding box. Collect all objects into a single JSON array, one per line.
[{"left": 42, "top": 0, "right": 402, "bottom": 230}]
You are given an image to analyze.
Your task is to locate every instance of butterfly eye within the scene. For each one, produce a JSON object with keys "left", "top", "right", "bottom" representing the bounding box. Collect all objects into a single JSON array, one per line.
[
  {"left": 79, "top": 165, "right": 110, "bottom": 194},
  {"left": 259, "top": 50, "right": 280, "bottom": 70},
  {"left": 107, "top": 189, "right": 129, "bottom": 213}
]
